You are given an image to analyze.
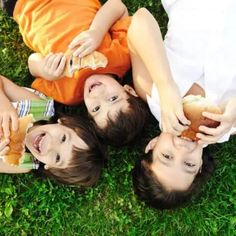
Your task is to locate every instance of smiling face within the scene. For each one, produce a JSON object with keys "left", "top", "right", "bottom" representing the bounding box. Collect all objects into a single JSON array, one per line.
[
  {"left": 84, "top": 74, "right": 137, "bottom": 128},
  {"left": 25, "top": 123, "right": 88, "bottom": 169},
  {"left": 146, "top": 133, "right": 204, "bottom": 191}
]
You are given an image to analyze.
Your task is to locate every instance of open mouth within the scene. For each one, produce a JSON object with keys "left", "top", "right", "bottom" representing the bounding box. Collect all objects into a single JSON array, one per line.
[
  {"left": 89, "top": 82, "right": 102, "bottom": 93},
  {"left": 33, "top": 133, "right": 45, "bottom": 153}
]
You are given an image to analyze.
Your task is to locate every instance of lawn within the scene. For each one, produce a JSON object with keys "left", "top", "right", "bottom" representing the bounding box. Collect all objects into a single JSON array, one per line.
[{"left": 0, "top": 1, "right": 235, "bottom": 235}]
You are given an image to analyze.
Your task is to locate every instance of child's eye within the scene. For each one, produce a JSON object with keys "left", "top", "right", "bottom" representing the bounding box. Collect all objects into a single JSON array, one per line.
[
  {"left": 184, "top": 162, "right": 196, "bottom": 167},
  {"left": 109, "top": 96, "right": 118, "bottom": 102},
  {"left": 56, "top": 154, "right": 60, "bottom": 163},
  {"left": 61, "top": 134, "right": 66, "bottom": 143},
  {"left": 92, "top": 106, "right": 100, "bottom": 112},
  {"left": 162, "top": 153, "right": 171, "bottom": 159}
]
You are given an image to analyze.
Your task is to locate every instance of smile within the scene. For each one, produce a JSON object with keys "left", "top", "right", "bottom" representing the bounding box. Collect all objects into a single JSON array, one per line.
[
  {"left": 89, "top": 82, "right": 102, "bottom": 93},
  {"left": 33, "top": 133, "right": 45, "bottom": 153}
]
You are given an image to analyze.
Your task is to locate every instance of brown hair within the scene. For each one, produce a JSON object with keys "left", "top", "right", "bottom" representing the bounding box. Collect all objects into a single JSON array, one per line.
[
  {"left": 33, "top": 115, "right": 107, "bottom": 187},
  {"left": 132, "top": 148, "right": 215, "bottom": 209},
  {"left": 93, "top": 94, "right": 149, "bottom": 147}
]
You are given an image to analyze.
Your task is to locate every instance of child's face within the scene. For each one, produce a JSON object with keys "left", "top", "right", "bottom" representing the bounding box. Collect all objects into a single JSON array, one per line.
[
  {"left": 25, "top": 123, "right": 88, "bottom": 168},
  {"left": 84, "top": 74, "right": 137, "bottom": 127},
  {"left": 146, "top": 133, "right": 204, "bottom": 191}
]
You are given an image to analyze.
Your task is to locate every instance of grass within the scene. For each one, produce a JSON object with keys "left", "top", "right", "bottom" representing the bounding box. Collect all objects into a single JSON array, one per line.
[{"left": 0, "top": 1, "right": 236, "bottom": 235}]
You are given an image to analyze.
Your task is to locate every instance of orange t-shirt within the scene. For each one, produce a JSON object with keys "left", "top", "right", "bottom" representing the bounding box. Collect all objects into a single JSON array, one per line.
[{"left": 14, "top": 0, "right": 131, "bottom": 105}]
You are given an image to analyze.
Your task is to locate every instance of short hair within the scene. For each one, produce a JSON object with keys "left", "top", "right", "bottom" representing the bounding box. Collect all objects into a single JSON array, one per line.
[
  {"left": 92, "top": 94, "right": 149, "bottom": 147},
  {"left": 132, "top": 148, "right": 215, "bottom": 210},
  {"left": 33, "top": 115, "right": 107, "bottom": 187}
]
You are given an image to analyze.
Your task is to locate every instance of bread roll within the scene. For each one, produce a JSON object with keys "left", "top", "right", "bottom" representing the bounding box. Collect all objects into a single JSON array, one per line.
[
  {"left": 181, "top": 95, "right": 221, "bottom": 141},
  {"left": 1, "top": 114, "right": 34, "bottom": 166},
  {"left": 63, "top": 49, "right": 108, "bottom": 77}
]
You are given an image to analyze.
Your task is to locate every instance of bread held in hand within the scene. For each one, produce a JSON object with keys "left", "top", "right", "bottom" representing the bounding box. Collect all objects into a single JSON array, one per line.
[
  {"left": 1, "top": 114, "right": 34, "bottom": 166},
  {"left": 63, "top": 49, "right": 108, "bottom": 77},
  {"left": 181, "top": 95, "right": 222, "bottom": 141}
]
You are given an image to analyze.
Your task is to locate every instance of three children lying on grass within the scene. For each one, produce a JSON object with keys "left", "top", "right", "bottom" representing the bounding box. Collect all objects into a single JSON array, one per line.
[{"left": 1, "top": 0, "right": 236, "bottom": 210}]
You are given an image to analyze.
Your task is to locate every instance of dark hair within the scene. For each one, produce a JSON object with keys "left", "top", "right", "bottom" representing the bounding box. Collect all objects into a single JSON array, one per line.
[
  {"left": 33, "top": 115, "right": 107, "bottom": 187},
  {"left": 93, "top": 94, "right": 149, "bottom": 147},
  {"left": 132, "top": 148, "right": 215, "bottom": 210}
]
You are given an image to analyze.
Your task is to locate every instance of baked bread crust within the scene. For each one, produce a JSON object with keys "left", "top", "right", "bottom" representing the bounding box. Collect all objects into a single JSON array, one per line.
[
  {"left": 63, "top": 49, "right": 108, "bottom": 77},
  {"left": 1, "top": 114, "right": 34, "bottom": 166},
  {"left": 181, "top": 95, "right": 221, "bottom": 141}
]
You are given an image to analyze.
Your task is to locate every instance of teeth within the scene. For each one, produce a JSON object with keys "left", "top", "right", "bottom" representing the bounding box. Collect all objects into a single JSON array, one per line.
[
  {"left": 33, "top": 134, "right": 45, "bottom": 153},
  {"left": 181, "top": 136, "right": 192, "bottom": 141}
]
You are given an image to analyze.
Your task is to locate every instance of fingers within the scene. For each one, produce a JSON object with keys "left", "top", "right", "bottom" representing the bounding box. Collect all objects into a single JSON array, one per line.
[
  {"left": 202, "top": 112, "right": 223, "bottom": 122},
  {"left": 54, "top": 55, "right": 66, "bottom": 76},
  {"left": 196, "top": 133, "right": 217, "bottom": 145},
  {"left": 43, "top": 53, "right": 66, "bottom": 78},
  {"left": 176, "top": 110, "right": 191, "bottom": 126},
  {"left": 0, "top": 139, "right": 10, "bottom": 156},
  {"left": 69, "top": 33, "right": 86, "bottom": 50},
  {"left": 2, "top": 115, "right": 10, "bottom": 138},
  {"left": 11, "top": 113, "right": 19, "bottom": 132},
  {"left": 0, "top": 113, "right": 19, "bottom": 139}
]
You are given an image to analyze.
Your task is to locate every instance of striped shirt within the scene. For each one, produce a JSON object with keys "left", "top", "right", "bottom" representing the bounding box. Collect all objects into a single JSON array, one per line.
[{"left": 13, "top": 88, "right": 55, "bottom": 170}]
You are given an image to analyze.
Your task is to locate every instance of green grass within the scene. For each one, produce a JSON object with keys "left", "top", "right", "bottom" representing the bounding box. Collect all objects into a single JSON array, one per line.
[{"left": 0, "top": 1, "right": 236, "bottom": 235}]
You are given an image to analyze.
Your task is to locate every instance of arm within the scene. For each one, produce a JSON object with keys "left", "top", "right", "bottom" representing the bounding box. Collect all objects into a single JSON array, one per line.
[
  {"left": 28, "top": 53, "right": 66, "bottom": 81},
  {"left": 89, "top": 0, "right": 128, "bottom": 39},
  {"left": 127, "top": 8, "right": 189, "bottom": 135},
  {"left": 0, "top": 160, "right": 30, "bottom": 173},
  {"left": 0, "top": 75, "right": 40, "bottom": 101},
  {"left": 0, "top": 75, "right": 40, "bottom": 137},
  {"left": 69, "top": 0, "right": 128, "bottom": 57}
]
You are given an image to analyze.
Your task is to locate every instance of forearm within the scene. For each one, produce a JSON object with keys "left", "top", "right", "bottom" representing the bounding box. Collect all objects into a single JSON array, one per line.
[
  {"left": 89, "top": 0, "right": 128, "bottom": 38},
  {"left": 128, "top": 9, "right": 175, "bottom": 91},
  {"left": 28, "top": 53, "right": 45, "bottom": 78},
  {"left": 0, "top": 75, "right": 39, "bottom": 101},
  {"left": 0, "top": 160, "right": 30, "bottom": 173}
]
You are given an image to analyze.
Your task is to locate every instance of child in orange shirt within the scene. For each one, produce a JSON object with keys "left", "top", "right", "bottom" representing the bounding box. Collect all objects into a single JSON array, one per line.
[{"left": 1, "top": 0, "right": 149, "bottom": 147}]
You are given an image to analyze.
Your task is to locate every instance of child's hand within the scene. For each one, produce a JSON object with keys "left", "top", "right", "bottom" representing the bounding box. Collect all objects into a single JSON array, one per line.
[
  {"left": 68, "top": 29, "right": 103, "bottom": 58},
  {"left": 197, "top": 98, "right": 236, "bottom": 144},
  {"left": 41, "top": 53, "right": 66, "bottom": 81},
  {"left": 159, "top": 83, "right": 190, "bottom": 135},
  {"left": 0, "top": 103, "right": 18, "bottom": 139},
  {"left": 0, "top": 139, "right": 10, "bottom": 156}
]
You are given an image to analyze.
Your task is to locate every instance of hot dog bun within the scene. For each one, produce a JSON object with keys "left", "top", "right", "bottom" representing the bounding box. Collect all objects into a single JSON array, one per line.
[
  {"left": 1, "top": 114, "right": 34, "bottom": 166},
  {"left": 63, "top": 49, "right": 108, "bottom": 77},
  {"left": 181, "top": 95, "right": 221, "bottom": 141}
]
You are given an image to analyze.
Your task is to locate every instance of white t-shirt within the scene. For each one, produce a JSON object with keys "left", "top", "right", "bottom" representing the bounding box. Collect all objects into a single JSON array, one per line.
[{"left": 147, "top": 0, "right": 236, "bottom": 143}]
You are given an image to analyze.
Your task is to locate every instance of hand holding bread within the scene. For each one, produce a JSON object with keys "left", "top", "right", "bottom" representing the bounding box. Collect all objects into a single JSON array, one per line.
[
  {"left": 0, "top": 115, "right": 34, "bottom": 166},
  {"left": 63, "top": 49, "right": 108, "bottom": 77},
  {"left": 69, "top": 29, "right": 104, "bottom": 58},
  {"left": 196, "top": 97, "right": 236, "bottom": 144},
  {"left": 181, "top": 95, "right": 222, "bottom": 142}
]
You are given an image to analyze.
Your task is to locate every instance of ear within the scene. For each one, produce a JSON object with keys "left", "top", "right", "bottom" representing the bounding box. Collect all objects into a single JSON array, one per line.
[
  {"left": 123, "top": 84, "right": 138, "bottom": 97},
  {"left": 44, "top": 165, "right": 50, "bottom": 170},
  {"left": 145, "top": 137, "right": 158, "bottom": 154}
]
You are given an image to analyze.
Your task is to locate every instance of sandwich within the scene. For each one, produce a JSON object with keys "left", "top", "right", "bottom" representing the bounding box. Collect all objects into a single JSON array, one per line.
[{"left": 181, "top": 95, "right": 222, "bottom": 141}]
